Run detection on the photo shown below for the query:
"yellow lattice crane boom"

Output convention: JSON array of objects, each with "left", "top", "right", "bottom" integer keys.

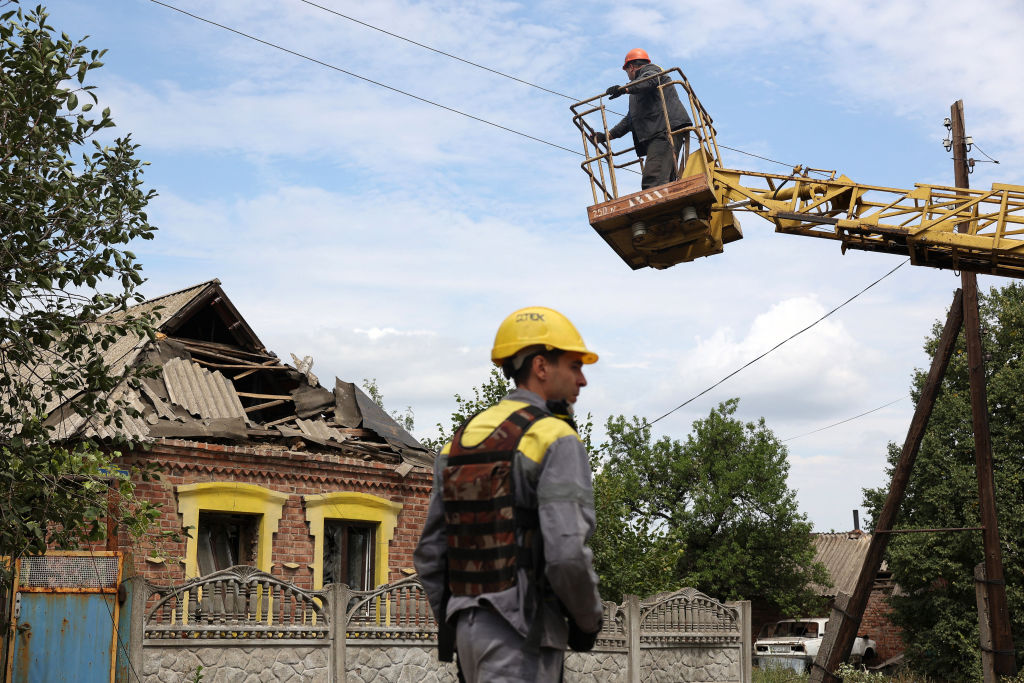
[{"left": 572, "top": 68, "right": 1024, "bottom": 278}]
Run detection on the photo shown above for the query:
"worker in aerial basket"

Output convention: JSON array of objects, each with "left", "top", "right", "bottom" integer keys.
[
  {"left": 414, "top": 306, "right": 604, "bottom": 683},
  {"left": 591, "top": 48, "right": 693, "bottom": 190}
]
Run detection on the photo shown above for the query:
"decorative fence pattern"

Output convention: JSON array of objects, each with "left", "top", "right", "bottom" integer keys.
[
  {"left": 144, "top": 565, "right": 330, "bottom": 640},
  {"left": 127, "top": 567, "right": 750, "bottom": 682}
]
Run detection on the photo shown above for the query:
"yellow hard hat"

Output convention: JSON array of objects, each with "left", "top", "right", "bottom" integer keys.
[{"left": 491, "top": 306, "right": 598, "bottom": 366}]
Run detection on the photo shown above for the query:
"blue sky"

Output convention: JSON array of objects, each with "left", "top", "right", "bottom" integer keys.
[{"left": 40, "top": 0, "right": 1024, "bottom": 532}]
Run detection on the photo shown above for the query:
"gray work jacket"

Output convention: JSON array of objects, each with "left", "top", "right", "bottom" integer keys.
[
  {"left": 609, "top": 63, "right": 692, "bottom": 156},
  {"left": 413, "top": 388, "right": 603, "bottom": 649}
]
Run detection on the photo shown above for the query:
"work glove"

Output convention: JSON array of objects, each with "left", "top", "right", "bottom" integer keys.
[
  {"left": 605, "top": 85, "right": 624, "bottom": 99},
  {"left": 568, "top": 617, "right": 602, "bottom": 652},
  {"left": 590, "top": 131, "right": 607, "bottom": 145}
]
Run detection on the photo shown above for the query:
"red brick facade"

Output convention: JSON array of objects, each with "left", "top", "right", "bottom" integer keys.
[
  {"left": 108, "top": 438, "right": 433, "bottom": 589},
  {"left": 862, "top": 584, "right": 904, "bottom": 662}
]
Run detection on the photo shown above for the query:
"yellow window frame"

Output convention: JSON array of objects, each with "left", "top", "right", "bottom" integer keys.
[
  {"left": 176, "top": 482, "right": 289, "bottom": 579},
  {"left": 304, "top": 492, "right": 403, "bottom": 590}
]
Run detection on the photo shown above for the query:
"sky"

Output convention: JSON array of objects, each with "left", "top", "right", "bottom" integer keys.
[{"left": 36, "top": 0, "right": 1024, "bottom": 532}]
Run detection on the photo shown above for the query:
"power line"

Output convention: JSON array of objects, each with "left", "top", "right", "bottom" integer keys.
[
  {"left": 297, "top": 0, "right": 581, "bottom": 102},
  {"left": 150, "top": 1, "right": 799, "bottom": 177},
  {"left": 782, "top": 395, "right": 908, "bottom": 442},
  {"left": 647, "top": 259, "right": 909, "bottom": 426},
  {"left": 147, "top": 0, "right": 582, "bottom": 156},
  {"left": 718, "top": 144, "right": 799, "bottom": 171},
  {"left": 150, "top": 0, "right": 913, "bottom": 436},
  {"left": 296, "top": 1, "right": 833, "bottom": 174}
]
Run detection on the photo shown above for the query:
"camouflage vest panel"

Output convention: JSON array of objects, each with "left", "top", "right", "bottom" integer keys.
[{"left": 442, "top": 404, "right": 546, "bottom": 597}]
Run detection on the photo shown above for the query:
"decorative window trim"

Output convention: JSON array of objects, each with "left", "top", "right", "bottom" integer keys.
[
  {"left": 176, "top": 482, "right": 289, "bottom": 579},
  {"left": 304, "top": 492, "right": 403, "bottom": 590}
]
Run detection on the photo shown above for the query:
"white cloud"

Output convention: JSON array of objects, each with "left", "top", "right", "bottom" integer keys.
[
  {"left": 50, "top": 0, "right": 1019, "bottom": 536},
  {"left": 354, "top": 327, "right": 436, "bottom": 341}
]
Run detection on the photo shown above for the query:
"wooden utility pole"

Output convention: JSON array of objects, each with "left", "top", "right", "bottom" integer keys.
[
  {"left": 810, "top": 289, "right": 965, "bottom": 682},
  {"left": 813, "top": 101, "right": 1019, "bottom": 681},
  {"left": 951, "top": 99, "right": 1017, "bottom": 677}
]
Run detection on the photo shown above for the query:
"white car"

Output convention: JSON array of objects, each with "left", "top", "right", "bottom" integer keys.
[{"left": 753, "top": 617, "right": 876, "bottom": 672}]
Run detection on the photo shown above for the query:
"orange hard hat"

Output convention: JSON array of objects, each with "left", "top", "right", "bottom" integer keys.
[{"left": 622, "top": 48, "right": 650, "bottom": 69}]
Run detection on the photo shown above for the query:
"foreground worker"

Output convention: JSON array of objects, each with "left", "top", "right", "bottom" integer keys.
[
  {"left": 414, "top": 307, "right": 604, "bottom": 682},
  {"left": 592, "top": 48, "right": 693, "bottom": 189}
]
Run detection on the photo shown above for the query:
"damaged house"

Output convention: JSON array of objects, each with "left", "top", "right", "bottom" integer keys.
[{"left": 45, "top": 279, "right": 434, "bottom": 590}]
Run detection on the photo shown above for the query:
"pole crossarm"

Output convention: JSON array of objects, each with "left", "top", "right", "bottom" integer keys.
[{"left": 714, "top": 169, "right": 1024, "bottom": 278}]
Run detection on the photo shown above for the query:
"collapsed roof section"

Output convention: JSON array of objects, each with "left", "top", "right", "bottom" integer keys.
[{"left": 44, "top": 280, "right": 432, "bottom": 469}]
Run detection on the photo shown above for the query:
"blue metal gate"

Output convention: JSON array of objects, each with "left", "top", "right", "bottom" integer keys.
[{"left": 6, "top": 552, "right": 123, "bottom": 683}]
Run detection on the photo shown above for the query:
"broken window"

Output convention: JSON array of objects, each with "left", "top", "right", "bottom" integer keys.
[
  {"left": 323, "top": 520, "right": 376, "bottom": 591},
  {"left": 197, "top": 511, "right": 260, "bottom": 576}
]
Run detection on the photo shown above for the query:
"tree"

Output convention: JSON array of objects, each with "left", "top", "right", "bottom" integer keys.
[
  {"left": 420, "top": 367, "right": 511, "bottom": 451},
  {"left": 0, "top": 2, "right": 161, "bottom": 586},
  {"left": 863, "top": 283, "right": 1024, "bottom": 679},
  {"left": 591, "top": 399, "right": 829, "bottom": 610},
  {"left": 421, "top": 367, "right": 595, "bottom": 453}
]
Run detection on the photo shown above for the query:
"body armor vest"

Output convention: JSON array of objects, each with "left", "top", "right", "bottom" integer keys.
[{"left": 442, "top": 404, "right": 547, "bottom": 597}]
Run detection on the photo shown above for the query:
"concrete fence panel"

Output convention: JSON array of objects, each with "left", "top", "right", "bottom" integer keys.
[{"left": 132, "top": 569, "right": 750, "bottom": 682}]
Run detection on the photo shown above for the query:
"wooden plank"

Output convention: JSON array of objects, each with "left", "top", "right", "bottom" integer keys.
[
  {"left": 265, "top": 414, "right": 298, "bottom": 428},
  {"left": 178, "top": 344, "right": 276, "bottom": 366},
  {"left": 333, "top": 428, "right": 376, "bottom": 437},
  {"left": 234, "top": 359, "right": 281, "bottom": 380},
  {"left": 244, "top": 399, "right": 286, "bottom": 414},
  {"left": 192, "top": 359, "right": 289, "bottom": 371},
  {"left": 236, "top": 391, "right": 293, "bottom": 401},
  {"left": 169, "top": 336, "right": 274, "bottom": 361}
]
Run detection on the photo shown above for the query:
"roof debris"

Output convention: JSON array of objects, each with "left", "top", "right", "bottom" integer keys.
[{"left": 42, "top": 280, "right": 433, "bottom": 469}]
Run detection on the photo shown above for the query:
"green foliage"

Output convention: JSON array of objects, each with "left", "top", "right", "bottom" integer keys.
[
  {"left": 753, "top": 667, "right": 808, "bottom": 683},
  {"left": 361, "top": 378, "right": 415, "bottom": 433},
  {"left": 420, "top": 367, "right": 511, "bottom": 451},
  {"left": 834, "top": 663, "right": 889, "bottom": 682},
  {"left": 0, "top": 2, "right": 161, "bottom": 588},
  {"left": 420, "top": 366, "right": 595, "bottom": 453},
  {"left": 863, "top": 282, "right": 1024, "bottom": 679},
  {"left": 591, "top": 399, "right": 829, "bottom": 612}
]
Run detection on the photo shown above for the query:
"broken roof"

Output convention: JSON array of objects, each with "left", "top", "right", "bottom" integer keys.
[{"left": 43, "top": 280, "right": 432, "bottom": 469}]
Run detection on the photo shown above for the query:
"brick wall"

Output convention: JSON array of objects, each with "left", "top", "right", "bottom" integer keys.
[
  {"left": 862, "top": 585, "right": 903, "bottom": 662},
  {"left": 105, "top": 439, "right": 432, "bottom": 588}
]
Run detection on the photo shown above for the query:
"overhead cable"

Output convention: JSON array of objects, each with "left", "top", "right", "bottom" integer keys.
[
  {"left": 298, "top": 2, "right": 811, "bottom": 168},
  {"left": 150, "top": 0, "right": 910, "bottom": 438},
  {"left": 148, "top": 0, "right": 582, "bottom": 156},
  {"left": 717, "top": 144, "right": 799, "bottom": 171},
  {"left": 647, "top": 259, "right": 909, "bottom": 426},
  {"left": 152, "top": 1, "right": 794, "bottom": 175},
  {"left": 297, "top": 0, "right": 580, "bottom": 102},
  {"left": 782, "top": 395, "right": 908, "bottom": 442}
]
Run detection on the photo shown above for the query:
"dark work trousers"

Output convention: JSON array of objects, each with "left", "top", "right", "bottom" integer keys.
[
  {"left": 455, "top": 607, "right": 565, "bottom": 682},
  {"left": 641, "top": 131, "right": 687, "bottom": 189}
]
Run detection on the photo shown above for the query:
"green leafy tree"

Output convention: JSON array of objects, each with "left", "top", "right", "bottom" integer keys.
[
  {"left": 0, "top": 2, "right": 161, "bottom": 588},
  {"left": 592, "top": 399, "right": 829, "bottom": 609},
  {"left": 863, "top": 283, "right": 1024, "bottom": 679},
  {"left": 420, "top": 367, "right": 511, "bottom": 451}
]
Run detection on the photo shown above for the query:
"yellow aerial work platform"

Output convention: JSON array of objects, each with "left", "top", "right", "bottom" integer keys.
[{"left": 572, "top": 67, "right": 1024, "bottom": 278}]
